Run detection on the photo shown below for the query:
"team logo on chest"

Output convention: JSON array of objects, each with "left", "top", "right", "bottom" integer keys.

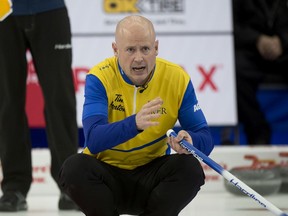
[{"left": 110, "top": 94, "right": 125, "bottom": 112}]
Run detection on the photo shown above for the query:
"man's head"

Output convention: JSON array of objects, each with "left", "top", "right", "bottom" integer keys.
[{"left": 112, "top": 15, "right": 159, "bottom": 86}]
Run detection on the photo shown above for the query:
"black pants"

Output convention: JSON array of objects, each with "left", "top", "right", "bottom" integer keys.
[
  {"left": 235, "top": 50, "right": 288, "bottom": 144},
  {"left": 59, "top": 153, "right": 205, "bottom": 216},
  {"left": 0, "top": 8, "right": 78, "bottom": 196}
]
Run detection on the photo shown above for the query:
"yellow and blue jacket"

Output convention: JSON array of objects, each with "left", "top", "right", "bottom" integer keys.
[{"left": 82, "top": 56, "right": 213, "bottom": 169}]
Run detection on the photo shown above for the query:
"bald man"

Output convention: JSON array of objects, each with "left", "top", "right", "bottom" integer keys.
[{"left": 59, "top": 15, "right": 214, "bottom": 216}]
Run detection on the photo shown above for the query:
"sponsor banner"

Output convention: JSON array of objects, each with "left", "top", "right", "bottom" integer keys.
[
  {"left": 1, "top": 147, "right": 287, "bottom": 195},
  {"left": 66, "top": 0, "right": 232, "bottom": 33},
  {"left": 203, "top": 147, "right": 288, "bottom": 192}
]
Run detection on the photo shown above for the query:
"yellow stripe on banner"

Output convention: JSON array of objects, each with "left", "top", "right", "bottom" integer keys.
[{"left": 0, "top": 0, "right": 12, "bottom": 21}]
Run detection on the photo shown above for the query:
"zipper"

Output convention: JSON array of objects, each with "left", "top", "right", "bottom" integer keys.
[{"left": 133, "top": 86, "right": 138, "bottom": 114}]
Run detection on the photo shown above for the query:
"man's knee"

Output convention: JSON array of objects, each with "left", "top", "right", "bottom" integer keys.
[
  {"left": 59, "top": 154, "right": 90, "bottom": 189},
  {"left": 173, "top": 154, "right": 205, "bottom": 188}
]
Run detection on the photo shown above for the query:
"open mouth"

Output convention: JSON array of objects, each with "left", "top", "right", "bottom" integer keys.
[{"left": 132, "top": 66, "right": 146, "bottom": 72}]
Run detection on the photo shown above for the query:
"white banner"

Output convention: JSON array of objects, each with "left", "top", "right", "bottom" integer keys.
[{"left": 66, "top": 0, "right": 232, "bottom": 33}]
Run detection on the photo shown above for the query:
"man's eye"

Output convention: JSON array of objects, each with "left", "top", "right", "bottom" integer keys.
[
  {"left": 127, "top": 48, "right": 134, "bottom": 53},
  {"left": 142, "top": 47, "right": 150, "bottom": 54}
]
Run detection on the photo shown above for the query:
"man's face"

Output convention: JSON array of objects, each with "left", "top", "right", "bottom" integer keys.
[{"left": 113, "top": 27, "right": 158, "bottom": 86}]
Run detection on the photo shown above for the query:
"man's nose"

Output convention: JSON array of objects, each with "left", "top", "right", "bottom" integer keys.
[{"left": 134, "top": 51, "right": 144, "bottom": 62}]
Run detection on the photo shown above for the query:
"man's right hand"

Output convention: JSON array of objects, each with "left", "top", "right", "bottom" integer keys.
[{"left": 136, "top": 97, "right": 163, "bottom": 130}]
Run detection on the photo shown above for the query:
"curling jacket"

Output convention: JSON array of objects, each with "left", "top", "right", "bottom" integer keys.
[{"left": 82, "top": 56, "right": 214, "bottom": 170}]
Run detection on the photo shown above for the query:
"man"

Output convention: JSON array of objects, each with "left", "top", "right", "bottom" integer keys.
[
  {"left": 0, "top": 0, "right": 78, "bottom": 211},
  {"left": 59, "top": 15, "right": 214, "bottom": 216},
  {"left": 233, "top": 0, "right": 288, "bottom": 144}
]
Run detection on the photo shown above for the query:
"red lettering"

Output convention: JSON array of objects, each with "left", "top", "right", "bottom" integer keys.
[
  {"left": 197, "top": 65, "right": 218, "bottom": 91},
  {"left": 205, "top": 175, "right": 220, "bottom": 181},
  {"left": 33, "top": 177, "right": 45, "bottom": 183},
  {"left": 73, "top": 67, "right": 89, "bottom": 92},
  {"left": 33, "top": 165, "right": 50, "bottom": 173}
]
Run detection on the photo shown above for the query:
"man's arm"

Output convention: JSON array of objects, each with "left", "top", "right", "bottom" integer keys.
[
  {"left": 178, "top": 81, "right": 214, "bottom": 155},
  {"left": 82, "top": 74, "right": 163, "bottom": 154},
  {"left": 82, "top": 74, "right": 140, "bottom": 154}
]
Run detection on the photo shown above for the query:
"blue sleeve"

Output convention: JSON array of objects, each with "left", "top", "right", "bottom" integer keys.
[
  {"left": 178, "top": 81, "right": 214, "bottom": 155},
  {"left": 83, "top": 115, "right": 139, "bottom": 154},
  {"left": 82, "top": 74, "right": 108, "bottom": 120},
  {"left": 82, "top": 74, "right": 140, "bottom": 154}
]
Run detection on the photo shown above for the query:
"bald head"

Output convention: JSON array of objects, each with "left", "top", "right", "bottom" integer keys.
[
  {"left": 112, "top": 15, "right": 158, "bottom": 86},
  {"left": 115, "top": 15, "right": 156, "bottom": 43}
]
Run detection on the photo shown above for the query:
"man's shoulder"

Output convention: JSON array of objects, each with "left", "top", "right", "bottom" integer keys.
[
  {"left": 88, "top": 57, "right": 117, "bottom": 76},
  {"left": 156, "top": 57, "right": 189, "bottom": 78},
  {"left": 156, "top": 57, "right": 184, "bottom": 71}
]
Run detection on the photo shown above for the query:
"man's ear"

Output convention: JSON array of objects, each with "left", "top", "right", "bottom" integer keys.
[
  {"left": 155, "top": 40, "right": 159, "bottom": 56},
  {"left": 112, "top": 42, "right": 118, "bottom": 57}
]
